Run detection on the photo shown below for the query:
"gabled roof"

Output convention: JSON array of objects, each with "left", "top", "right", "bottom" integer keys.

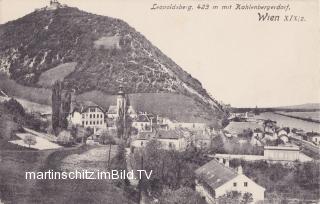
[
  {"left": 135, "top": 114, "right": 151, "bottom": 122},
  {"left": 157, "top": 129, "right": 182, "bottom": 139},
  {"left": 107, "top": 105, "right": 136, "bottom": 115},
  {"left": 78, "top": 101, "right": 104, "bottom": 113},
  {"left": 107, "top": 106, "right": 117, "bottom": 114},
  {"left": 195, "top": 159, "right": 237, "bottom": 190}
]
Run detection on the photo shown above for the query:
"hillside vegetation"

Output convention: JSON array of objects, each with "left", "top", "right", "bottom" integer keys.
[{"left": 0, "top": 5, "right": 225, "bottom": 123}]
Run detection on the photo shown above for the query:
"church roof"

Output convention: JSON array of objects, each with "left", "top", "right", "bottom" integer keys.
[
  {"left": 195, "top": 159, "right": 237, "bottom": 190},
  {"left": 107, "top": 106, "right": 118, "bottom": 114}
]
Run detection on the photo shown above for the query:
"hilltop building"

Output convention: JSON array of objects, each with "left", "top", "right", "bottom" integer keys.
[
  {"left": 47, "top": 0, "right": 62, "bottom": 10},
  {"left": 195, "top": 159, "right": 265, "bottom": 203}
]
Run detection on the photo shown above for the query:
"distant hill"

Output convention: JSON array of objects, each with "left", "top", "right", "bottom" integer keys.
[
  {"left": 274, "top": 103, "right": 320, "bottom": 110},
  {"left": 0, "top": 5, "right": 225, "bottom": 124}
]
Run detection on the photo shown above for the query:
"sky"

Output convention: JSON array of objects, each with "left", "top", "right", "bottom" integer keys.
[{"left": 0, "top": 0, "right": 319, "bottom": 107}]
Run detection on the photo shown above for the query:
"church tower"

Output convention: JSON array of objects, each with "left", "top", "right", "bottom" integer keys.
[{"left": 117, "top": 85, "right": 126, "bottom": 118}]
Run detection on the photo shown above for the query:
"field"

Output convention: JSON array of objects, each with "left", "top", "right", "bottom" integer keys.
[
  {"left": 37, "top": 62, "right": 77, "bottom": 88},
  {"left": 0, "top": 146, "right": 133, "bottom": 204},
  {"left": 78, "top": 91, "right": 219, "bottom": 124},
  {"left": 0, "top": 74, "right": 51, "bottom": 105}
]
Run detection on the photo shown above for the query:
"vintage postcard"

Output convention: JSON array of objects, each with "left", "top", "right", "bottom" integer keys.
[{"left": 0, "top": 0, "right": 319, "bottom": 203}]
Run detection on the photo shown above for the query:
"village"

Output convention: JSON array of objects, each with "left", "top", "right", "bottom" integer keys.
[{"left": 1, "top": 83, "right": 319, "bottom": 203}]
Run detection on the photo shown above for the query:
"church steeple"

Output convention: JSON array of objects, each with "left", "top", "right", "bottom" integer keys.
[{"left": 117, "top": 85, "right": 126, "bottom": 117}]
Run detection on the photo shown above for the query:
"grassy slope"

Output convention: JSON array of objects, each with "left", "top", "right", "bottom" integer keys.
[
  {"left": 37, "top": 62, "right": 77, "bottom": 88},
  {"left": 78, "top": 90, "right": 220, "bottom": 124},
  {"left": 0, "top": 76, "right": 221, "bottom": 124},
  {"left": 0, "top": 146, "right": 133, "bottom": 204},
  {"left": 0, "top": 74, "right": 51, "bottom": 105}
]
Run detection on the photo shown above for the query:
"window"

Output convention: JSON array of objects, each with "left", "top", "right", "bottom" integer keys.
[
  {"left": 90, "top": 108, "right": 95, "bottom": 112},
  {"left": 97, "top": 114, "right": 99, "bottom": 118},
  {"left": 141, "top": 141, "right": 144, "bottom": 146},
  {"left": 93, "top": 121, "right": 95, "bottom": 125},
  {"left": 90, "top": 114, "right": 92, "bottom": 119},
  {"left": 93, "top": 114, "right": 95, "bottom": 118},
  {"left": 233, "top": 182, "right": 237, "bottom": 187},
  {"left": 86, "top": 121, "right": 88, "bottom": 125},
  {"left": 244, "top": 182, "right": 248, "bottom": 187},
  {"left": 82, "top": 115, "right": 85, "bottom": 119},
  {"left": 82, "top": 121, "right": 84, "bottom": 125},
  {"left": 90, "top": 121, "right": 92, "bottom": 125}
]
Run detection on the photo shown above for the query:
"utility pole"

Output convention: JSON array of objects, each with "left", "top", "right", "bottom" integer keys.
[{"left": 138, "top": 154, "right": 144, "bottom": 204}]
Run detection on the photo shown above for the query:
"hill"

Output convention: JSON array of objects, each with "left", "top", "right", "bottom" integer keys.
[
  {"left": 273, "top": 103, "right": 320, "bottom": 110},
  {"left": 0, "top": 4, "right": 225, "bottom": 124}
]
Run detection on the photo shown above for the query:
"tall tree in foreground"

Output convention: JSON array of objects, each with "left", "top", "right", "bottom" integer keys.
[
  {"left": 52, "top": 81, "right": 62, "bottom": 135},
  {"left": 51, "top": 81, "right": 72, "bottom": 135},
  {"left": 116, "top": 86, "right": 132, "bottom": 142}
]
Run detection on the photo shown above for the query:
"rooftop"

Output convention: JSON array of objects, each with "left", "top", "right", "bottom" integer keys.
[
  {"left": 264, "top": 145, "right": 300, "bottom": 151},
  {"left": 195, "top": 159, "right": 237, "bottom": 190}
]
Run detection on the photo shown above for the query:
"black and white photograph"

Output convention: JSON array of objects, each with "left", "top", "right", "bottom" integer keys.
[{"left": 0, "top": 0, "right": 319, "bottom": 203}]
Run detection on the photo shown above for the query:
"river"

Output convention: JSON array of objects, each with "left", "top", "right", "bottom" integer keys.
[{"left": 254, "top": 112, "right": 320, "bottom": 132}]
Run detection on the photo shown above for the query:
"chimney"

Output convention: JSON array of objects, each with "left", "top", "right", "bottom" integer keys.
[
  {"left": 225, "top": 159, "right": 230, "bottom": 168},
  {"left": 237, "top": 166, "right": 243, "bottom": 175}
]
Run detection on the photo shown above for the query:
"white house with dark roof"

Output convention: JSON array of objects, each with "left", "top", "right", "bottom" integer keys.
[
  {"left": 68, "top": 101, "right": 106, "bottom": 133},
  {"left": 132, "top": 114, "right": 156, "bottom": 132},
  {"left": 130, "top": 129, "right": 187, "bottom": 153},
  {"left": 195, "top": 159, "right": 265, "bottom": 203}
]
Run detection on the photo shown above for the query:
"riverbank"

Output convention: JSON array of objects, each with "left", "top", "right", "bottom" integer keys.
[{"left": 273, "top": 112, "right": 320, "bottom": 124}]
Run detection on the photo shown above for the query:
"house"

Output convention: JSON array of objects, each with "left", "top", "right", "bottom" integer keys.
[
  {"left": 263, "top": 120, "right": 277, "bottom": 134},
  {"left": 310, "top": 133, "right": 320, "bottom": 146},
  {"left": 278, "top": 134, "right": 289, "bottom": 144},
  {"left": 68, "top": 101, "right": 106, "bottom": 133},
  {"left": 107, "top": 105, "right": 137, "bottom": 119},
  {"left": 170, "top": 122, "right": 207, "bottom": 131},
  {"left": 303, "top": 132, "right": 320, "bottom": 146},
  {"left": 195, "top": 159, "right": 265, "bottom": 203},
  {"left": 253, "top": 128, "right": 263, "bottom": 139},
  {"left": 132, "top": 114, "right": 155, "bottom": 132},
  {"left": 130, "top": 129, "right": 187, "bottom": 153},
  {"left": 264, "top": 145, "right": 300, "bottom": 161},
  {"left": 276, "top": 128, "right": 289, "bottom": 137},
  {"left": 47, "top": 0, "right": 62, "bottom": 10}
]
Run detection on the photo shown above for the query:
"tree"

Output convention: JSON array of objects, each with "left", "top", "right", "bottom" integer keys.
[
  {"left": 100, "top": 131, "right": 116, "bottom": 168},
  {"left": 57, "top": 130, "right": 73, "bottom": 146},
  {"left": 210, "top": 135, "right": 225, "bottom": 154},
  {"left": 51, "top": 81, "right": 71, "bottom": 134},
  {"left": 116, "top": 91, "right": 132, "bottom": 142},
  {"left": 241, "top": 192, "right": 253, "bottom": 204},
  {"left": 23, "top": 134, "right": 37, "bottom": 148},
  {"left": 52, "top": 81, "right": 62, "bottom": 134},
  {"left": 159, "top": 187, "right": 206, "bottom": 204},
  {"left": 217, "top": 191, "right": 242, "bottom": 204},
  {"left": 4, "top": 98, "right": 25, "bottom": 116}
]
